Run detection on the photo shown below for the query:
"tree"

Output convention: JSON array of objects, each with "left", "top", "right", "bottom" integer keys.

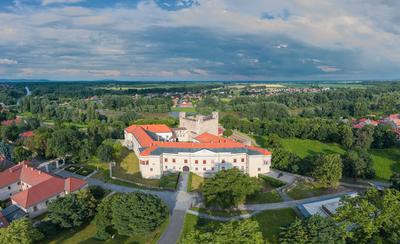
[
  {"left": 372, "top": 124, "right": 397, "bottom": 149},
  {"left": 0, "top": 218, "right": 43, "bottom": 244},
  {"left": 46, "top": 128, "right": 82, "bottom": 158},
  {"left": 354, "top": 125, "right": 374, "bottom": 150},
  {"left": 1, "top": 124, "right": 19, "bottom": 141},
  {"left": 202, "top": 168, "right": 261, "bottom": 208},
  {"left": 339, "top": 123, "right": 353, "bottom": 149},
  {"left": 48, "top": 189, "right": 97, "bottom": 228},
  {"left": 334, "top": 188, "right": 400, "bottom": 243},
  {"left": 311, "top": 154, "right": 342, "bottom": 187},
  {"left": 280, "top": 215, "right": 345, "bottom": 244},
  {"left": 12, "top": 146, "right": 32, "bottom": 163},
  {"left": 342, "top": 150, "right": 375, "bottom": 179},
  {"left": 271, "top": 148, "right": 301, "bottom": 173},
  {"left": 223, "top": 129, "right": 233, "bottom": 137},
  {"left": 182, "top": 219, "right": 264, "bottom": 244},
  {"left": 94, "top": 192, "right": 169, "bottom": 239},
  {"left": 96, "top": 143, "right": 114, "bottom": 162},
  {"left": 0, "top": 140, "right": 11, "bottom": 160},
  {"left": 390, "top": 173, "right": 400, "bottom": 191}
]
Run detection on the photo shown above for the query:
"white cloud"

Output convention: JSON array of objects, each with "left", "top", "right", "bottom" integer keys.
[
  {"left": 0, "top": 58, "right": 18, "bottom": 65},
  {"left": 317, "top": 65, "right": 340, "bottom": 72},
  {"left": 41, "top": 0, "right": 85, "bottom": 6}
]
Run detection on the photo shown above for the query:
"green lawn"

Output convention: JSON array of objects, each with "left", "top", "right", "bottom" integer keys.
[
  {"left": 252, "top": 208, "right": 298, "bottom": 244},
  {"left": 180, "top": 209, "right": 298, "bottom": 244},
  {"left": 286, "top": 181, "right": 330, "bottom": 200},
  {"left": 45, "top": 218, "right": 169, "bottom": 244},
  {"left": 190, "top": 207, "right": 252, "bottom": 217},
  {"left": 246, "top": 190, "right": 283, "bottom": 204},
  {"left": 370, "top": 148, "right": 400, "bottom": 181},
  {"left": 188, "top": 172, "right": 204, "bottom": 192},
  {"left": 179, "top": 214, "right": 222, "bottom": 242},
  {"left": 280, "top": 138, "right": 345, "bottom": 158},
  {"left": 171, "top": 107, "right": 196, "bottom": 113},
  {"left": 279, "top": 138, "right": 399, "bottom": 181}
]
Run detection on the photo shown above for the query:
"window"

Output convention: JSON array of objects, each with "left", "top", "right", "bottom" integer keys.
[
  {"left": 203, "top": 167, "right": 206, "bottom": 171},
  {"left": 33, "top": 206, "right": 38, "bottom": 212},
  {"left": 172, "top": 159, "right": 176, "bottom": 163},
  {"left": 17, "top": 182, "right": 21, "bottom": 185},
  {"left": 258, "top": 168, "right": 261, "bottom": 172},
  {"left": 211, "top": 167, "right": 215, "bottom": 171},
  {"left": 203, "top": 160, "right": 206, "bottom": 164},
  {"left": 165, "top": 166, "right": 168, "bottom": 169},
  {"left": 164, "top": 158, "right": 168, "bottom": 162},
  {"left": 264, "top": 160, "right": 269, "bottom": 165},
  {"left": 184, "top": 159, "right": 188, "bottom": 164},
  {"left": 233, "top": 159, "right": 237, "bottom": 163},
  {"left": 150, "top": 168, "right": 153, "bottom": 172},
  {"left": 195, "top": 160, "right": 198, "bottom": 164},
  {"left": 222, "top": 160, "right": 225, "bottom": 164},
  {"left": 8, "top": 186, "right": 11, "bottom": 190},
  {"left": 241, "top": 158, "right": 245, "bottom": 162},
  {"left": 195, "top": 167, "right": 198, "bottom": 171}
]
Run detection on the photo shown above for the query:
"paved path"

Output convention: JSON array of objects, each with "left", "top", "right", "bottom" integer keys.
[
  {"left": 158, "top": 172, "right": 193, "bottom": 244},
  {"left": 187, "top": 190, "right": 354, "bottom": 222}
]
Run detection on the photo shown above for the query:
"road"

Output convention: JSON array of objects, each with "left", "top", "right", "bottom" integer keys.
[{"left": 158, "top": 171, "right": 193, "bottom": 244}]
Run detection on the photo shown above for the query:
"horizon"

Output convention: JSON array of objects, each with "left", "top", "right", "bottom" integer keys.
[{"left": 1, "top": 1, "right": 400, "bottom": 80}]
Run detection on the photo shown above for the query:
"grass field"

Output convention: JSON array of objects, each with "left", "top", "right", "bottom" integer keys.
[
  {"left": 279, "top": 138, "right": 399, "bottom": 181},
  {"left": 190, "top": 207, "right": 252, "bottom": 217},
  {"left": 370, "top": 148, "right": 400, "bottom": 181},
  {"left": 246, "top": 190, "right": 282, "bottom": 204},
  {"left": 280, "top": 138, "right": 345, "bottom": 158},
  {"left": 45, "top": 218, "right": 169, "bottom": 244},
  {"left": 252, "top": 208, "right": 298, "bottom": 243},
  {"left": 171, "top": 107, "right": 196, "bottom": 113},
  {"left": 188, "top": 172, "right": 204, "bottom": 192},
  {"left": 180, "top": 208, "right": 298, "bottom": 243},
  {"left": 286, "top": 181, "right": 330, "bottom": 200}
]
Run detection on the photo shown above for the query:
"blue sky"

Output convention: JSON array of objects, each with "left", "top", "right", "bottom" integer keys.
[{"left": 0, "top": 0, "right": 399, "bottom": 81}]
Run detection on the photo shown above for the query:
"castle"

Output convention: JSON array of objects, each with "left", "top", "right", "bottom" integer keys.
[{"left": 124, "top": 112, "right": 271, "bottom": 179}]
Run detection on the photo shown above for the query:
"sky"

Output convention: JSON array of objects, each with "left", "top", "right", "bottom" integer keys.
[{"left": 0, "top": 0, "right": 399, "bottom": 81}]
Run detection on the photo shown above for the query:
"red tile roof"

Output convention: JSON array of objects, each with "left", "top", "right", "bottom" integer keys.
[
  {"left": 139, "top": 124, "right": 172, "bottom": 133},
  {"left": 1, "top": 118, "right": 21, "bottom": 126},
  {"left": 0, "top": 164, "right": 87, "bottom": 209},
  {"left": 19, "top": 131, "right": 34, "bottom": 138},
  {"left": 194, "top": 132, "right": 236, "bottom": 143},
  {"left": 126, "top": 124, "right": 272, "bottom": 157},
  {"left": 125, "top": 125, "right": 154, "bottom": 147}
]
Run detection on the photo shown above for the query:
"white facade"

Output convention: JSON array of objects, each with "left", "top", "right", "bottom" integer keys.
[{"left": 139, "top": 150, "right": 271, "bottom": 178}]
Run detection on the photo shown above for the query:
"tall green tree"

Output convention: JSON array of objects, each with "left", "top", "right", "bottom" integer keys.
[
  {"left": 280, "top": 215, "right": 345, "bottom": 244},
  {"left": 48, "top": 189, "right": 97, "bottom": 228},
  {"left": 339, "top": 123, "right": 353, "bottom": 149},
  {"left": 12, "top": 146, "right": 32, "bottom": 163},
  {"left": 334, "top": 188, "right": 400, "bottom": 243},
  {"left": 182, "top": 219, "right": 264, "bottom": 244},
  {"left": 95, "top": 192, "right": 168, "bottom": 239},
  {"left": 202, "top": 168, "right": 261, "bottom": 208},
  {"left": 342, "top": 150, "right": 375, "bottom": 179},
  {"left": 372, "top": 124, "right": 397, "bottom": 149},
  {"left": 354, "top": 125, "right": 374, "bottom": 150},
  {"left": 0, "top": 218, "right": 43, "bottom": 244},
  {"left": 311, "top": 154, "right": 342, "bottom": 187},
  {"left": 390, "top": 173, "right": 400, "bottom": 191}
]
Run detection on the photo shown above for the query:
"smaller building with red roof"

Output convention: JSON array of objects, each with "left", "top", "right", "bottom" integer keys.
[{"left": 0, "top": 163, "right": 87, "bottom": 219}]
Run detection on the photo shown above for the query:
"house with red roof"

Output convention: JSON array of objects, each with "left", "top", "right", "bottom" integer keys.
[
  {"left": 0, "top": 163, "right": 87, "bottom": 218},
  {"left": 19, "top": 131, "right": 34, "bottom": 138},
  {"left": 124, "top": 114, "right": 272, "bottom": 179}
]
